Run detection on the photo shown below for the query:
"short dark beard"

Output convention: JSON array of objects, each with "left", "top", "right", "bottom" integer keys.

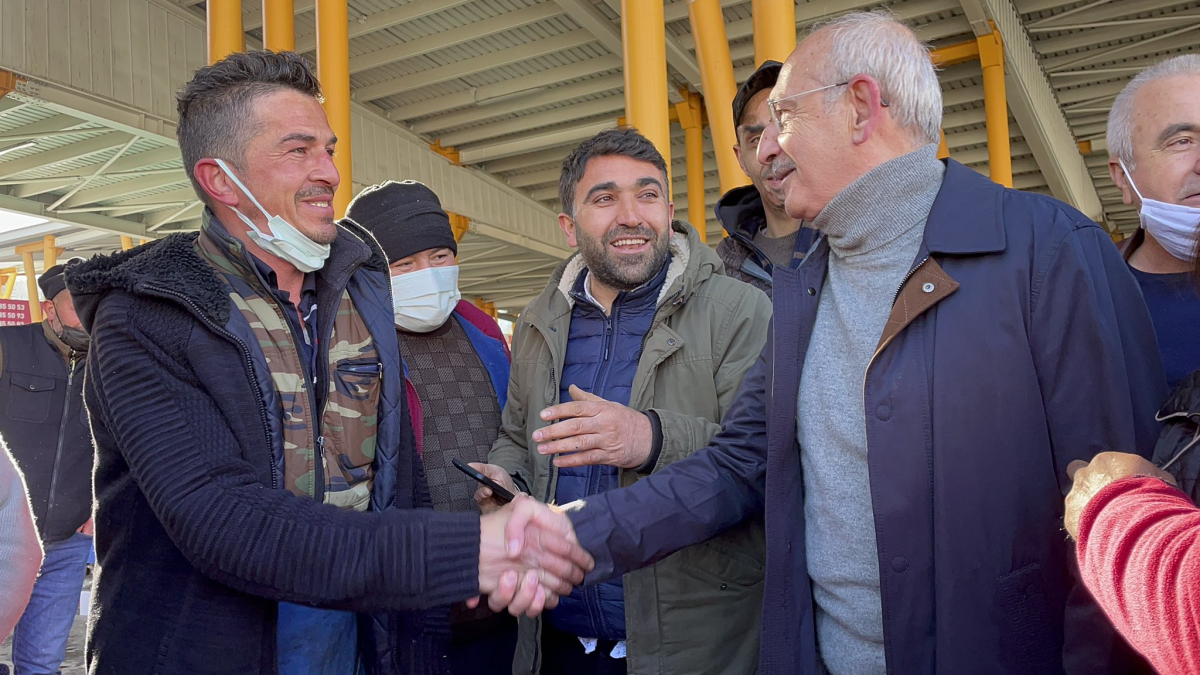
[{"left": 576, "top": 225, "right": 670, "bottom": 291}]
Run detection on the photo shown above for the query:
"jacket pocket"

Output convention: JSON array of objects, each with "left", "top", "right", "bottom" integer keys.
[
  {"left": 7, "top": 372, "right": 56, "bottom": 423},
  {"left": 328, "top": 358, "right": 382, "bottom": 477},
  {"left": 994, "top": 562, "right": 1059, "bottom": 673}
]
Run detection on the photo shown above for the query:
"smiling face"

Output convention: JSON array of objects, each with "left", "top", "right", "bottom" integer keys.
[
  {"left": 558, "top": 154, "right": 674, "bottom": 292},
  {"left": 734, "top": 89, "right": 795, "bottom": 211},
  {"left": 1114, "top": 74, "right": 1200, "bottom": 208},
  {"left": 222, "top": 89, "right": 340, "bottom": 245}
]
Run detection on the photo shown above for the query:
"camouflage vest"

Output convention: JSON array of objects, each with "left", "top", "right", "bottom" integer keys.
[{"left": 195, "top": 223, "right": 380, "bottom": 511}]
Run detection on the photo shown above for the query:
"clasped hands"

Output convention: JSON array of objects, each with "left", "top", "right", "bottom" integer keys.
[{"left": 471, "top": 385, "right": 652, "bottom": 617}]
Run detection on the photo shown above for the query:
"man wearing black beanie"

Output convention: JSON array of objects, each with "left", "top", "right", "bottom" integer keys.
[
  {"left": 347, "top": 180, "right": 517, "bottom": 674},
  {"left": 1, "top": 260, "right": 96, "bottom": 675}
]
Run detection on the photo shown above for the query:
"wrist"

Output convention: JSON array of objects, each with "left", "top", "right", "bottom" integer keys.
[{"left": 633, "top": 410, "right": 663, "bottom": 473}]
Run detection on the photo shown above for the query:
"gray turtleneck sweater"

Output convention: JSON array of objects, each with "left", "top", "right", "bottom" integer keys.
[{"left": 797, "top": 144, "right": 945, "bottom": 674}]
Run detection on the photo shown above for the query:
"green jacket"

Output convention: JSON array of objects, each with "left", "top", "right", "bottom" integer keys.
[{"left": 490, "top": 221, "right": 772, "bottom": 675}]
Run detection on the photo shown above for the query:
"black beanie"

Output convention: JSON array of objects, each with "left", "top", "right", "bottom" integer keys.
[
  {"left": 37, "top": 262, "right": 74, "bottom": 301},
  {"left": 346, "top": 180, "right": 458, "bottom": 263}
]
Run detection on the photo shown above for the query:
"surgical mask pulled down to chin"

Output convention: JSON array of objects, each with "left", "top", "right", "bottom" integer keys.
[
  {"left": 1120, "top": 160, "right": 1200, "bottom": 262},
  {"left": 391, "top": 266, "right": 461, "bottom": 332},
  {"left": 214, "top": 158, "right": 331, "bottom": 273}
]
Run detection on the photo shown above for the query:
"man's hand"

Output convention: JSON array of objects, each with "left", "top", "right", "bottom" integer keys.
[
  {"left": 1064, "top": 451, "right": 1178, "bottom": 539},
  {"left": 470, "top": 463, "right": 519, "bottom": 514},
  {"left": 533, "top": 385, "right": 653, "bottom": 469},
  {"left": 476, "top": 495, "right": 594, "bottom": 617}
]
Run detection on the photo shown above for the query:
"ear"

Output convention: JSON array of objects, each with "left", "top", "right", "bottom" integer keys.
[
  {"left": 733, "top": 142, "right": 749, "bottom": 175},
  {"left": 846, "top": 75, "right": 886, "bottom": 145},
  {"left": 193, "top": 158, "right": 241, "bottom": 209},
  {"left": 557, "top": 212, "right": 579, "bottom": 248},
  {"left": 667, "top": 200, "right": 675, "bottom": 225},
  {"left": 1108, "top": 159, "right": 1135, "bottom": 206}
]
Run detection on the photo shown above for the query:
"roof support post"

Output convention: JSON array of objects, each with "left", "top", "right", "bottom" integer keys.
[
  {"left": 622, "top": 0, "right": 672, "bottom": 195},
  {"left": 317, "top": 0, "right": 352, "bottom": 218},
  {"left": 264, "top": 0, "right": 296, "bottom": 52},
  {"left": 675, "top": 90, "right": 708, "bottom": 241},
  {"left": 688, "top": 0, "right": 750, "bottom": 196},
  {"left": 207, "top": 0, "right": 245, "bottom": 64},
  {"left": 978, "top": 26, "right": 1013, "bottom": 187},
  {"left": 752, "top": 0, "right": 796, "bottom": 66}
]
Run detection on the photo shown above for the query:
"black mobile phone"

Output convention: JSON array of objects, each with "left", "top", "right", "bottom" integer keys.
[{"left": 452, "top": 458, "right": 516, "bottom": 504}]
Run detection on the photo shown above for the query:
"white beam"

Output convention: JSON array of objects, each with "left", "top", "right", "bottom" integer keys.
[
  {"left": 59, "top": 173, "right": 190, "bottom": 209},
  {"left": 103, "top": 187, "right": 198, "bottom": 208},
  {"left": 350, "top": 4, "right": 563, "bottom": 75},
  {"left": 507, "top": 168, "right": 565, "bottom": 188},
  {"left": 440, "top": 96, "right": 624, "bottom": 147},
  {"left": 0, "top": 132, "right": 135, "bottom": 179},
  {"left": 486, "top": 148, "right": 574, "bottom": 174},
  {"left": 0, "top": 193, "right": 151, "bottom": 239},
  {"left": 959, "top": 0, "right": 1102, "bottom": 218},
  {"left": 461, "top": 118, "right": 618, "bottom": 164},
  {"left": 1042, "top": 26, "right": 1200, "bottom": 73},
  {"left": 387, "top": 56, "right": 622, "bottom": 121},
  {"left": 292, "top": 0, "right": 473, "bottom": 53},
  {"left": 470, "top": 221, "right": 570, "bottom": 260},
  {"left": 355, "top": 30, "right": 594, "bottom": 102}
]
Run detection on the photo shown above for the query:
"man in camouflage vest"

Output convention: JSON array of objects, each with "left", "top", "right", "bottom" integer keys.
[{"left": 66, "top": 51, "right": 591, "bottom": 675}]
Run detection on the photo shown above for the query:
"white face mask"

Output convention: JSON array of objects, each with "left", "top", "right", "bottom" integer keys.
[
  {"left": 390, "top": 265, "right": 461, "bottom": 332},
  {"left": 1120, "top": 160, "right": 1200, "bottom": 262},
  {"left": 214, "top": 158, "right": 332, "bottom": 273}
]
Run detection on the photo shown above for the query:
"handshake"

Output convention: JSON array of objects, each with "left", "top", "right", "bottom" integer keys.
[{"left": 472, "top": 463, "right": 594, "bottom": 618}]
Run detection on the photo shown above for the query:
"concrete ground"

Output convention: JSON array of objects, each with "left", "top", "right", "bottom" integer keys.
[{"left": 0, "top": 574, "right": 90, "bottom": 675}]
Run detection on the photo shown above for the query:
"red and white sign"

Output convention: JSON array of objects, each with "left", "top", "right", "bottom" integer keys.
[{"left": 0, "top": 299, "right": 31, "bottom": 326}]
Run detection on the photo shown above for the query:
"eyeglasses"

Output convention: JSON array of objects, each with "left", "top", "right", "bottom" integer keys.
[{"left": 767, "top": 81, "right": 890, "bottom": 130}]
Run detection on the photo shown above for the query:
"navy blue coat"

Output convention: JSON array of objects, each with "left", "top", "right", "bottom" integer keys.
[{"left": 568, "top": 160, "right": 1166, "bottom": 674}]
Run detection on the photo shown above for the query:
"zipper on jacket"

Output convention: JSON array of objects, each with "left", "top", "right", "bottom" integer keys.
[
  {"left": 146, "top": 285, "right": 279, "bottom": 490},
  {"left": 44, "top": 350, "right": 78, "bottom": 531}
]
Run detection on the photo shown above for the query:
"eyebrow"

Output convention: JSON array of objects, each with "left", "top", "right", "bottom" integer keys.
[
  {"left": 739, "top": 124, "right": 766, "bottom": 136},
  {"left": 280, "top": 133, "right": 337, "bottom": 145},
  {"left": 635, "top": 177, "right": 664, "bottom": 190},
  {"left": 583, "top": 181, "right": 619, "bottom": 202},
  {"left": 1157, "top": 123, "right": 1197, "bottom": 145}
]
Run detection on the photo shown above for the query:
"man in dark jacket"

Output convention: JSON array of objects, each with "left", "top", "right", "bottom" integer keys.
[
  {"left": 64, "top": 51, "right": 589, "bottom": 675},
  {"left": 715, "top": 60, "right": 815, "bottom": 298},
  {"left": 474, "top": 128, "right": 772, "bottom": 675},
  {"left": 562, "top": 14, "right": 1166, "bottom": 675},
  {"left": 0, "top": 263, "right": 94, "bottom": 675},
  {"left": 348, "top": 180, "right": 517, "bottom": 674}
]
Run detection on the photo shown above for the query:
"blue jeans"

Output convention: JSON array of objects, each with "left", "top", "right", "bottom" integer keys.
[{"left": 11, "top": 533, "right": 92, "bottom": 675}]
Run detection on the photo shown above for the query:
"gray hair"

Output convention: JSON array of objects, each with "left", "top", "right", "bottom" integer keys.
[
  {"left": 808, "top": 11, "right": 943, "bottom": 145},
  {"left": 1107, "top": 54, "right": 1200, "bottom": 168}
]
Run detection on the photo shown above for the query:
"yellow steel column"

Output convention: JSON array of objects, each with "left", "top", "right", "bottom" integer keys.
[
  {"left": 42, "top": 235, "right": 58, "bottom": 268},
  {"left": 0, "top": 270, "right": 14, "bottom": 300},
  {"left": 264, "top": 0, "right": 296, "bottom": 52},
  {"left": 120, "top": 236, "right": 135, "bottom": 251},
  {"left": 675, "top": 91, "right": 708, "bottom": 242},
  {"left": 207, "top": 0, "right": 245, "bottom": 64},
  {"left": 937, "top": 129, "right": 950, "bottom": 159},
  {"left": 448, "top": 212, "right": 470, "bottom": 243},
  {"left": 977, "top": 27, "right": 1012, "bottom": 188},
  {"left": 751, "top": 0, "right": 795, "bottom": 66},
  {"left": 317, "top": 0, "right": 353, "bottom": 219},
  {"left": 689, "top": 0, "right": 750, "bottom": 196},
  {"left": 621, "top": 0, "right": 671, "bottom": 187},
  {"left": 20, "top": 250, "right": 40, "bottom": 323}
]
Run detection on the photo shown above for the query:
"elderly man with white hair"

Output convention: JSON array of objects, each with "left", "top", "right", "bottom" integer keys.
[
  {"left": 555, "top": 11, "right": 1167, "bottom": 675},
  {"left": 1109, "top": 55, "right": 1200, "bottom": 394}
]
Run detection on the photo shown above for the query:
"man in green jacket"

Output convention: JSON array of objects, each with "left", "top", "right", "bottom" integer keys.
[{"left": 473, "top": 128, "right": 772, "bottom": 675}]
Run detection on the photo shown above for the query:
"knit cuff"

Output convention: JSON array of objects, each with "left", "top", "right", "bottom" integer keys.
[
  {"left": 634, "top": 410, "right": 664, "bottom": 474},
  {"left": 421, "top": 511, "right": 483, "bottom": 607}
]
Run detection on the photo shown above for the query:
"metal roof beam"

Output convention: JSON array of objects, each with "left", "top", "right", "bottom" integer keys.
[
  {"left": 0, "top": 193, "right": 151, "bottom": 239},
  {"left": 386, "top": 56, "right": 622, "bottom": 121},
  {"left": 0, "top": 132, "right": 134, "bottom": 180},
  {"left": 413, "top": 75, "right": 624, "bottom": 135},
  {"left": 59, "top": 173, "right": 189, "bottom": 209},
  {"left": 441, "top": 96, "right": 625, "bottom": 147},
  {"left": 507, "top": 167, "right": 568, "bottom": 189},
  {"left": 103, "top": 187, "right": 198, "bottom": 208},
  {"left": 591, "top": 0, "right": 700, "bottom": 91},
  {"left": 486, "top": 148, "right": 574, "bottom": 174},
  {"left": 1043, "top": 24, "right": 1200, "bottom": 73},
  {"left": 354, "top": 30, "right": 594, "bottom": 102},
  {"left": 350, "top": 4, "right": 563, "bottom": 75},
  {"left": 291, "top": 0, "right": 474, "bottom": 53},
  {"left": 959, "top": 0, "right": 1102, "bottom": 219},
  {"left": 461, "top": 120, "right": 617, "bottom": 164}
]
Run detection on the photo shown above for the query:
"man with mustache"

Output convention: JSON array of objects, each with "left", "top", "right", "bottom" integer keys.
[
  {"left": 472, "top": 127, "right": 772, "bottom": 674},
  {"left": 717, "top": 60, "right": 816, "bottom": 298},
  {"left": 556, "top": 12, "right": 1165, "bottom": 674},
  {"left": 63, "top": 51, "right": 592, "bottom": 675}
]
